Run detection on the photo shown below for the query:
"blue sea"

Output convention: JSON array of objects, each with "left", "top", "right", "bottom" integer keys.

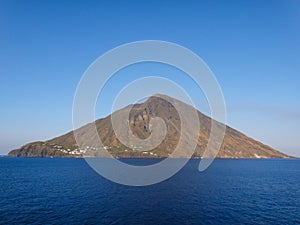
[{"left": 0, "top": 158, "right": 299, "bottom": 224}]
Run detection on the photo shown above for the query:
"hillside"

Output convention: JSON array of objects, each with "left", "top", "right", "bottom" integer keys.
[{"left": 8, "top": 95, "right": 290, "bottom": 158}]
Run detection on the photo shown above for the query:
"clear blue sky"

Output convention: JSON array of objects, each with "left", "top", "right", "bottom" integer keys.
[{"left": 0, "top": 0, "right": 299, "bottom": 156}]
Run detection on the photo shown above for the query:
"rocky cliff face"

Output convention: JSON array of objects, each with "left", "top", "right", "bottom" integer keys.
[{"left": 8, "top": 95, "right": 290, "bottom": 158}]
